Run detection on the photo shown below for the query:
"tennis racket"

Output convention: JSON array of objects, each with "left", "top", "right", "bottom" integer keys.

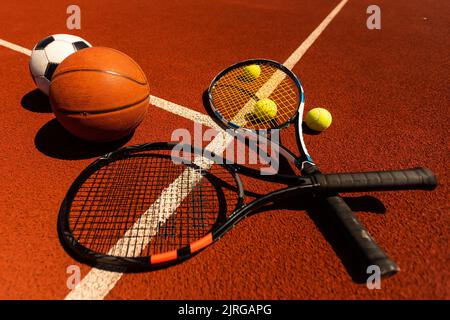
[
  {"left": 57, "top": 142, "right": 435, "bottom": 271},
  {"left": 58, "top": 81, "right": 437, "bottom": 274},
  {"left": 206, "top": 59, "right": 437, "bottom": 278}
]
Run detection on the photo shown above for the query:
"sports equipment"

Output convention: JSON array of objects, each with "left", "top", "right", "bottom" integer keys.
[
  {"left": 305, "top": 107, "right": 332, "bottom": 131},
  {"left": 208, "top": 59, "right": 407, "bottom": 277},
  {"left": 49, "top": 47, "right": 149, "bottom": 142},
  {"left": 57, "top": 59, "right": 437, "bottom": 274},
  {"left": 29, "top": 34, "right": 91, "bottom": 95}
]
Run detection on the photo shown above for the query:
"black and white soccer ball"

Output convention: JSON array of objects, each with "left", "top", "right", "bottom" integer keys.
[{"left": 29, "top": 34, "right": 92, "bottom": 95}]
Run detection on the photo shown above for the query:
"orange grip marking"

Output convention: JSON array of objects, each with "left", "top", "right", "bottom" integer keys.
[
  {"left": 150, "top": 250, "right": 178, "bottom": 264},
  {"left": 190, "top": 234, "right": 213, "bottom": 253}
]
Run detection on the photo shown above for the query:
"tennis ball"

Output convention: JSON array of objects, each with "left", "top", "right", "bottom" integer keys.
[
  {"left": 305, "top": 108, "right": 332, "bottom": 132},
  {"left": 242, "top": 64, "right": 261, "bottom": 80},
  {"left": 253, "top": 98, "right": 277, "bottom": 121}
]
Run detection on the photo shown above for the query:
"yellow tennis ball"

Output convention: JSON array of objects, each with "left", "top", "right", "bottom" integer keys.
[
  {"left": 305, "top": 108, "right": 332, "bottom": 132},
  {"left": 242, "top": 64, "right": 261, "bottom": 80},
  {"left": 254, "top": 98, "right": 277, "bottom": 121}
]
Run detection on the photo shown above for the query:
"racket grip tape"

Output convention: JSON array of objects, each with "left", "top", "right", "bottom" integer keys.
[
  {"left": 314, "top": 167, "right": 437, "bottom": 193},
  {"left": 323, "top": 195, "right": 399, "bottom": 277}
]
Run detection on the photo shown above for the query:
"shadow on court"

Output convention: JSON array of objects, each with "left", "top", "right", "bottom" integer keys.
[
  {"left": 250, "top": 193, "right": 388, "bottom": 283},
  {"left": 21, "top": 89, "right": 53, "bottom": 113},
  {"left": 34, "top": 118, "right": 132, "bottom": 160},
  {"left": 244, "top": 144, "right": 388, "bottom": 283}
]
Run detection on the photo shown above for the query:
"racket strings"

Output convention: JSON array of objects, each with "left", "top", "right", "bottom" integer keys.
[
  {"left": 211, "top": 62, "right": 300, "bottom": 130},
  {"left": 155, "top": 169, "right": 215, "bottom": 251},
  {"left": 68, "top": 149, "right": 239, "bottom": 258}
]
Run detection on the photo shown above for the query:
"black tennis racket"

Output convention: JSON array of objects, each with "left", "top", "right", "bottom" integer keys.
[{"left": 58, "top": 142, "right": 435, "bottom": 271}]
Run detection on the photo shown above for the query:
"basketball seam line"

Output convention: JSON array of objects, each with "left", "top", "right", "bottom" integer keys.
[
  {"left": 54, "top": 94, "right": 150, "bottom": 115},
  {"left": 51, "top": 69, "right": 148, "bottom": 85}
]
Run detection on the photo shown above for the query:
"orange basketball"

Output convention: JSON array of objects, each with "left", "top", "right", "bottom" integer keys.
[{"left": 49, "top": 47, "right": 150, "bottom": 142}]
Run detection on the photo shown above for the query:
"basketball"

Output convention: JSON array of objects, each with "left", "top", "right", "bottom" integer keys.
[{"left": 49, "top": 47, "right": 150, "bottom": 142}]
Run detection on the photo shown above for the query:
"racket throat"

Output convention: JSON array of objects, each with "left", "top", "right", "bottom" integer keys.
[{"left": 213, "top": 185, "right": 313, "bottom": 241}]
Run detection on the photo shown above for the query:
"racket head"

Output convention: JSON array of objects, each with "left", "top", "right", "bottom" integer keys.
[
  {"left": 58, "top": 142, "right": 244, "bottom": 271},
  {"left": 208, "top": 59, "right": 305, "bottom": 131}
]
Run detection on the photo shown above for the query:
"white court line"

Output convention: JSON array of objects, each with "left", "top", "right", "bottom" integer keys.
[
  {"left": 0, "top": 38, "right": 32, "bottom": 55},
  {"left": 149, "top": 95, "right": 222, "bottom": 130},
  {"left": 284, "top": 0, "right": 349, "bottom": 70},
  {"left": 65, "top": 0, "right": 349, "bottom": 300}
]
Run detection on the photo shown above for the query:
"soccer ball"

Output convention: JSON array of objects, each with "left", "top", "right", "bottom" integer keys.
[{"left": 29, "top": 34, "right": 92, "bottom": 95}]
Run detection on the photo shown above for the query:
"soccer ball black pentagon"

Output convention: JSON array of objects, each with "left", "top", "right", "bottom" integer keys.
[{"left": 29, "top": 34, "right": 92, "bottom": 95}]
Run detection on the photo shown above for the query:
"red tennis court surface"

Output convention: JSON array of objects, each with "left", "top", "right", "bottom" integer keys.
[{"left": 0, "top": 0, "right": 448, "bottom": 299}]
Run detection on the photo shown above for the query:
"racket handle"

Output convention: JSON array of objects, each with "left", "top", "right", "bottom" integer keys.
[
  {"left": 323, "top": 195, "right": 400, "bottom": 277},
  {"left": 302, "top": 165, "right": 407, "bottom": 278},
  {"left": 314, "top": 168, "right": 437, "bottom": 193}
]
